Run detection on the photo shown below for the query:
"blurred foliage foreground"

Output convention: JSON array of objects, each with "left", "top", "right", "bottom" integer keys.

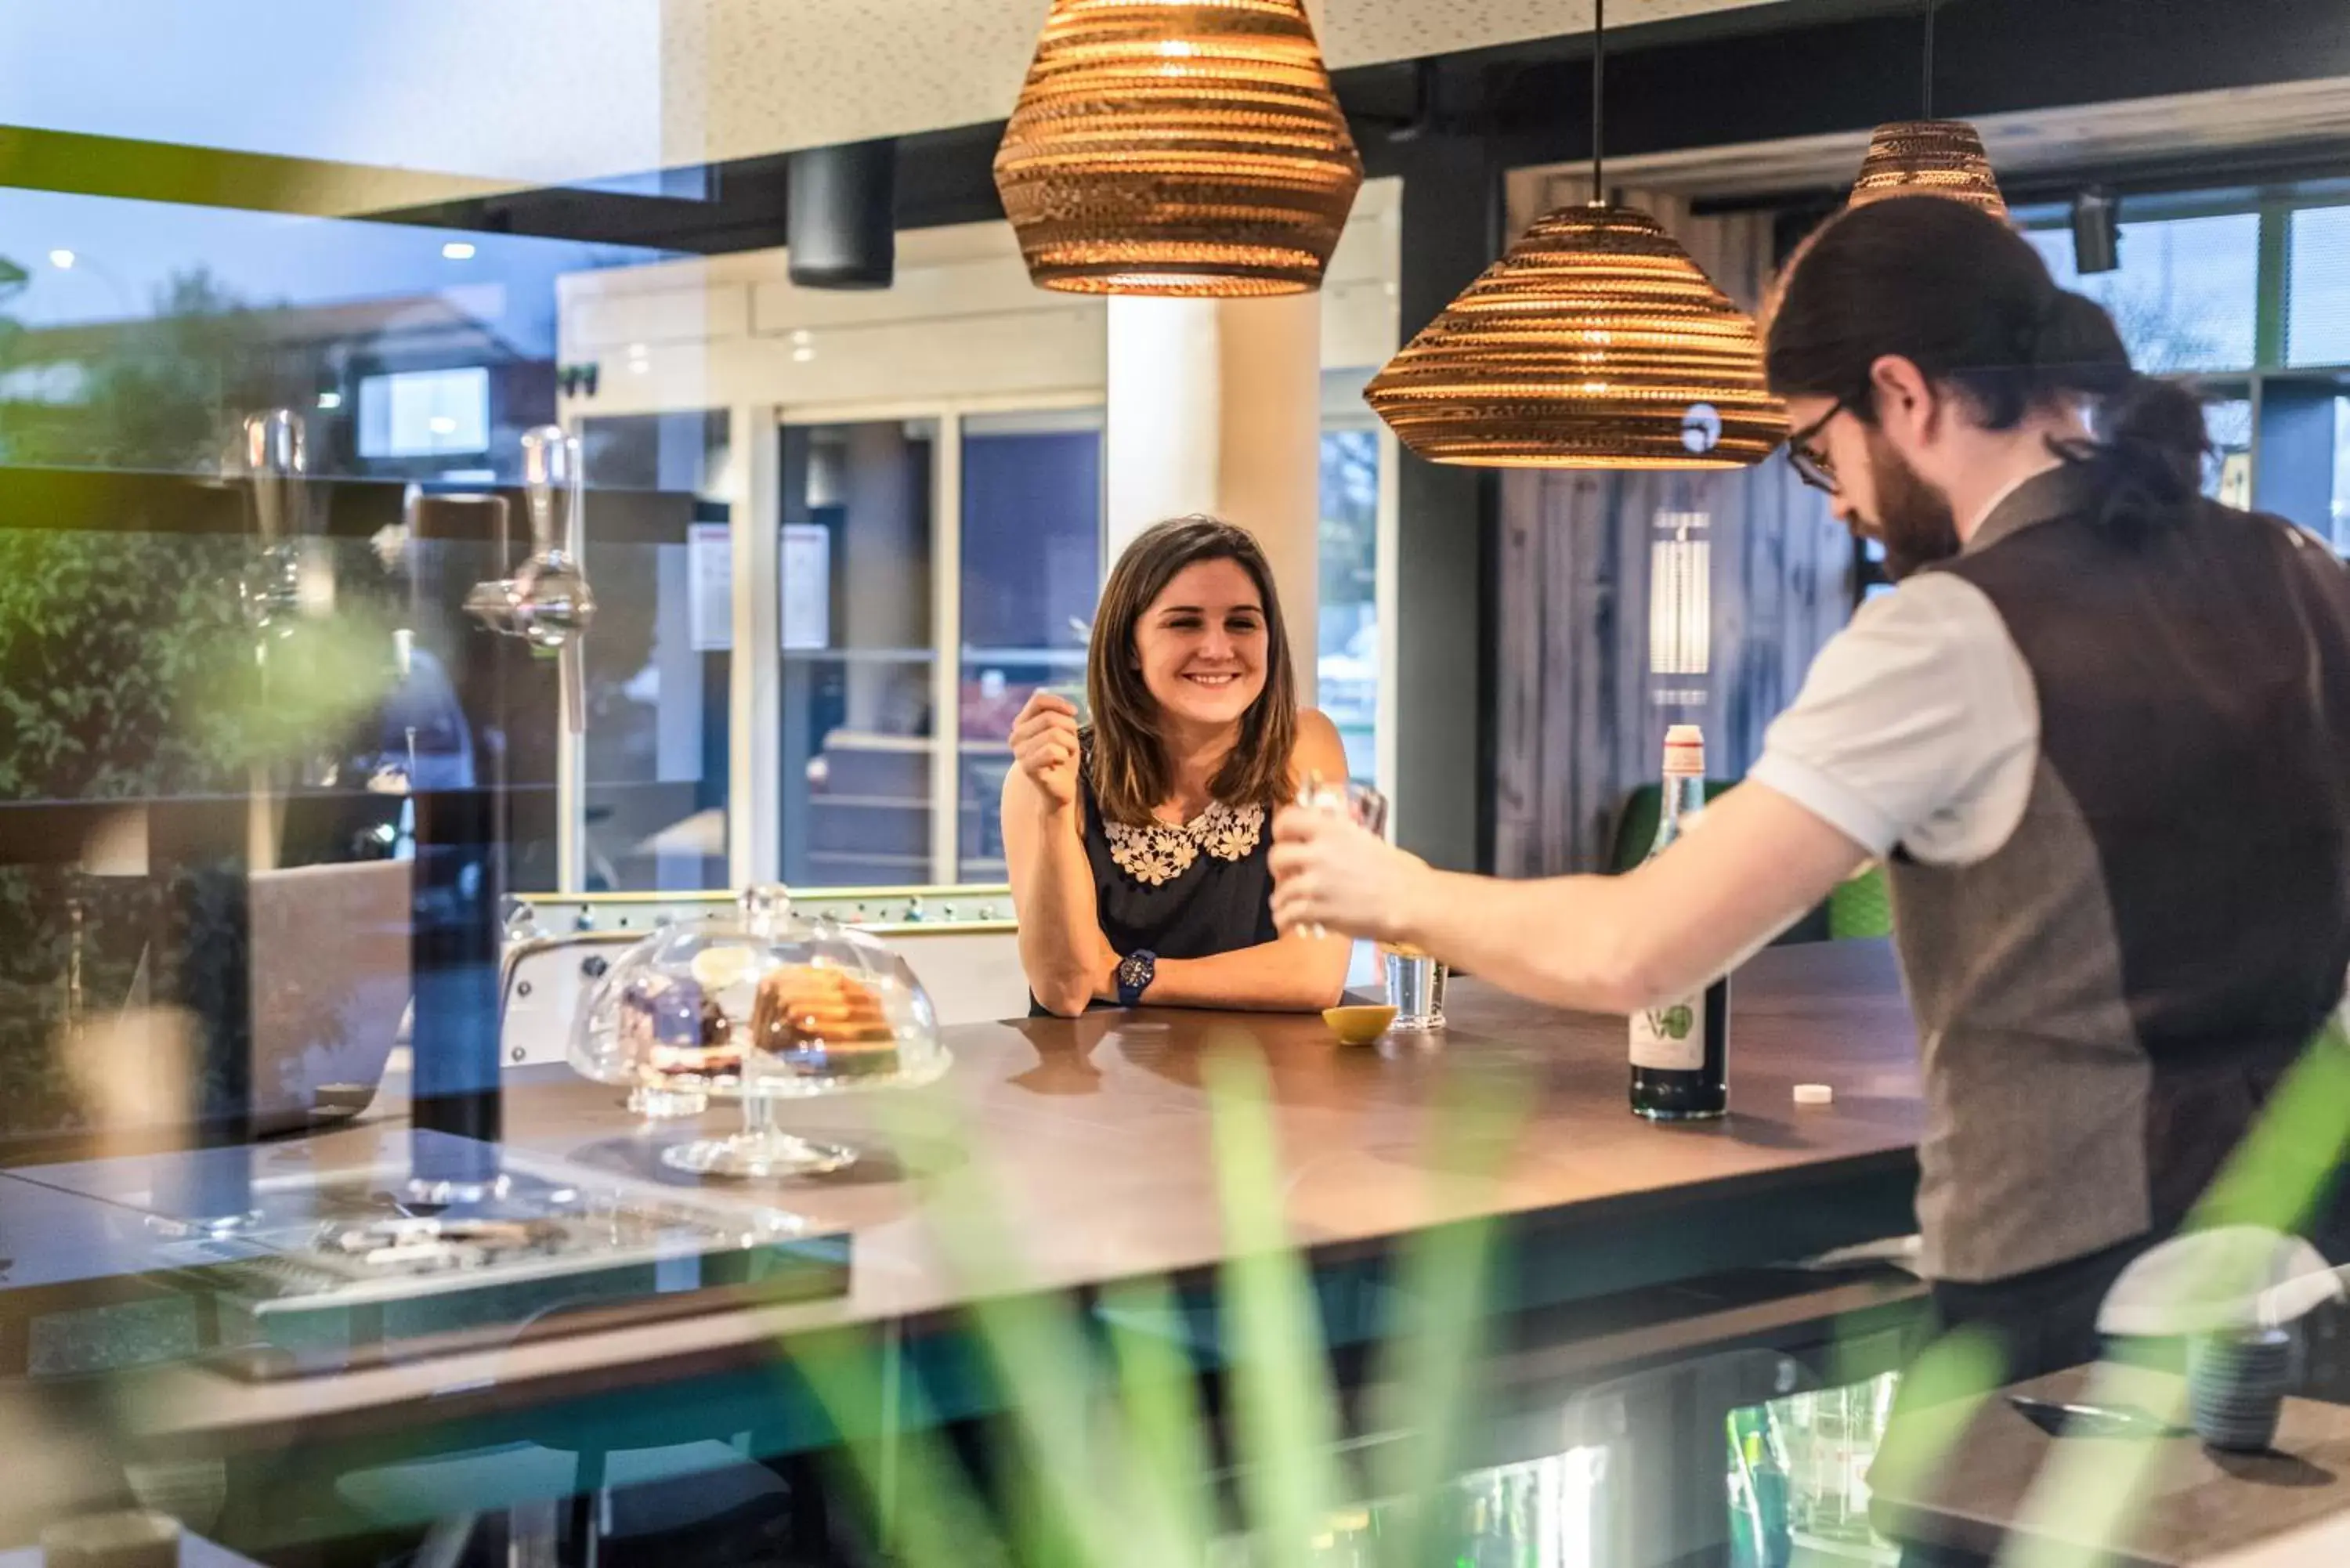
[{"left": 783, "top": 1040, "right": 1530, "bottom": 1568}]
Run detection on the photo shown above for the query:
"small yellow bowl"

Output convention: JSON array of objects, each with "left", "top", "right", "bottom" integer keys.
[{"left": 1323, "top": 1004, "right": 1397, "bottom": 1046}]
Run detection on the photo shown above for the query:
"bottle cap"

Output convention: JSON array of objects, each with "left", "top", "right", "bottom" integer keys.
[
  {"left": 1793, "top": 1083, "right": 1834, "bottom": 1106},
  {"left": 1663, "top": 724, "right": 1705, "bottom": 778}
]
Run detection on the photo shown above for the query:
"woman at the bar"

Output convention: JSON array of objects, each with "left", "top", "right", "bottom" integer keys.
[{"left": 1004, "top": 515, "right": 1353, "bottom": 1017}]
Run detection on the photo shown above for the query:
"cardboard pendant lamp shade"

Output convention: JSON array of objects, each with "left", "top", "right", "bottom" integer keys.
[
  {"left": 993, "top": 0, "right": 1363, "bottom": 297},
  {"left": 1367, "top": 205, "right": 1786, "bottom": 469},
  {"left": 1368, "top": 0, "right": 1781, "bottom": 468},
  {"left": 1848, "top": 5, "right": 2005, "bottom": 215},
  {"left": 1849, "top": 118, "right": 2007, "bottom": 215}
]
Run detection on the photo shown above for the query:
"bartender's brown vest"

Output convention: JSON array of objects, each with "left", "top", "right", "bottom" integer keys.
[{"left": 1889, "top": 463, "right": 2350, "bottom": 1283}]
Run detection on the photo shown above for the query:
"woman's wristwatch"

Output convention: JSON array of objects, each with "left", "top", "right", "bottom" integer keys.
[{"left": 1115, "top": 949, "right": 1158, "bottom": 1008}]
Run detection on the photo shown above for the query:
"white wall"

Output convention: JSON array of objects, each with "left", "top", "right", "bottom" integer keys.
[{"left": 555, "top": 181, "right": 1401, "bottom": 419}]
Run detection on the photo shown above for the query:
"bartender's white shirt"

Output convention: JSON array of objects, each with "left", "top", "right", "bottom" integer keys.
[{"left": 1747, "top": 572, "right": 2039, "bottom": 866}]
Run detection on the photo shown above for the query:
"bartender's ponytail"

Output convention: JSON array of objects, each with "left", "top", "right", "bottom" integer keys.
[
  {"left": 1767, "top": 196, "right": 2207, "bottom": 533},
  {"left": 2029, "top": 288, "right": 2206, "bottom": 523}
]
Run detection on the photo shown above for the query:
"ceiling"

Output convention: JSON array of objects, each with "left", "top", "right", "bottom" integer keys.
[
  {"left": 0, "top": 0, "right": 1791, "bottom": 194},
  {"left": 667, "top": 0, "right": 1799, "bottom": 169}
]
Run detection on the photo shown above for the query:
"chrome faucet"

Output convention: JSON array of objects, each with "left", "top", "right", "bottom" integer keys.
[{"left": 466, "top": 425, "right": 597, "bottom": 732}]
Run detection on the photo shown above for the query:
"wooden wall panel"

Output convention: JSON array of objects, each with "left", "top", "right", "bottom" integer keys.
[{"left": 1492, "top": 182, "right": 1852, "bottom": 876}]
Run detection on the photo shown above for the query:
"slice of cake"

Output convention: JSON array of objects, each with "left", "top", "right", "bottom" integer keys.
[{"left": 748, "top": 963, "right": 901, "bottom": 1078}]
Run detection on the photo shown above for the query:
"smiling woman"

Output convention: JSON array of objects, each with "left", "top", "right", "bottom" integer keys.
[{"left": 1001, "top": 515, "right": 1353, "bottom": 1017}]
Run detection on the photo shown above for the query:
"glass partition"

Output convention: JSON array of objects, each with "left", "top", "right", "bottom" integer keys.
[{"left": 578, "top": 410, "right": 732, "bottom": 892}]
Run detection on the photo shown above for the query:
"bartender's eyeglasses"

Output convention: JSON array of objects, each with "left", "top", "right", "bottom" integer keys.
[{"left": 1784, "top": 399, "right": 1848, "bottom": 494}]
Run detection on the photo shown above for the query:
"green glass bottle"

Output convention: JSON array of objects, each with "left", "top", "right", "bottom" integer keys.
[{"left": 1629, "top": 725, "right": 1729, "bottom": 1120}]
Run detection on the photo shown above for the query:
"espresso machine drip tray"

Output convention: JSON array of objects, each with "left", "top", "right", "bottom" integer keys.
[{"left": 82, "top": 1140, "right": 850, "bottom": 1379}]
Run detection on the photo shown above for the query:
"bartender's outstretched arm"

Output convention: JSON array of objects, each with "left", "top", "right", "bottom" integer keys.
[{"left": 1268, "top": 782, "right": 1871, "bottom": 1014}]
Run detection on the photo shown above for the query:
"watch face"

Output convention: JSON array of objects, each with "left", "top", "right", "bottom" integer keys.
[{"left": 1118, "top": 951, "right": 1153, "bottom": 996}]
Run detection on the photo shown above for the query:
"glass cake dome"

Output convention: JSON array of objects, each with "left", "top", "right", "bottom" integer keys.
[{"left": 570, "top": 885, "right": 949, "bottom": 1176}]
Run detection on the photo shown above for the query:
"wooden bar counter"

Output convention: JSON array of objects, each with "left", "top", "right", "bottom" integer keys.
[{"left": 2, "top": 938, "right": 1929, "bottom": 1479}]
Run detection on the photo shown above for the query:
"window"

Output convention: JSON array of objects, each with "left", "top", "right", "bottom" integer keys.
[
  {"left": 356, "top": 366, "right": 491, "bottom": 457},
  {"left": 2024, "top": 213, "right": 2259, "bottom": 372},
  {"left": 957, "top": 410, "right": 1103, "bottom": 882},
  {"left": 1318, "top": 421, "right": 1379, "bottom": 786},
  {"left": 2019, "top": 195, "right": 2350, "bottom": 545},
  {"left": 2204, "top": 397, "right": 2254, "bottom": 508},
  {"left": 779, "top": 417, "right": 938, "bottom": 888},
  {"left": 756, "top": 396, "right": 1378, "bottom": 888},
  {"left": 2337, "top": 399, "right": 2350, "bottom": 551},
  {"left": 2288, "top": 204, "right": 2350, "bottom": 367}
]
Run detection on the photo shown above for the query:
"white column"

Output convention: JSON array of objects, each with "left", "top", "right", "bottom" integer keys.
[
  {"left": 1104, "top": 293, "right": 1322, "bottom": 704},
  {"left": 726, "top": 403, "right": 782, "bottom": 890}
]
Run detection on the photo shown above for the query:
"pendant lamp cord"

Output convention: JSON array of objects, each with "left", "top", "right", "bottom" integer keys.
[
  {"left": 1590, "top": 0, "right": 1606, "bottom": 200},
  {"left": 1922, "top": 0, "right": 1936, "bottom": 119}
]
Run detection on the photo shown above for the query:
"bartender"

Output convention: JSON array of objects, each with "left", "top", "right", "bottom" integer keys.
[{"left": 1271, "top": 194, "right": 2350, "bottom": 1382}]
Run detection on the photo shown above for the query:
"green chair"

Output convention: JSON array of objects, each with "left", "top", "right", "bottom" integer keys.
[
  {"left": 1607, "top": 779, "right": 1739, "bottom": 873},
  {"left": 1609, "top": 779, "right": 1873, "bottom": 947},
  {"left": 1827, "top": 863, "right": 1893, "bottom": 940}
]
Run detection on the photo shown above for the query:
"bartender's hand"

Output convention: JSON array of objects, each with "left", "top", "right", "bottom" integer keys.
[
  {"left": 1269, "top": 804, "right": 1429, "bottom": 943},
  {"left": 1009, "top": 691, "right": 1081, "bottom": 811}
]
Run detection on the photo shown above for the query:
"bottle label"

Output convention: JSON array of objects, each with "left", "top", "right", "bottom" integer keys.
[{"left": 1630, "top": 995, "right": 1705, "bottom": 1070}]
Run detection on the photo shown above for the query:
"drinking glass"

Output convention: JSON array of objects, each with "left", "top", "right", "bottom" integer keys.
[
  {"left": 1383, "top": 941, "right": 1446, "bottom": 1032},
  {"left": 1292, "top": 775, "right": 1390, "bottom": 941}
]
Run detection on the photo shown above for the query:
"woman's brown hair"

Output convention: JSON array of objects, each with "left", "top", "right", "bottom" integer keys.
[{"left": 1086, "top": 515, "right": 1299, "bottom": 826}]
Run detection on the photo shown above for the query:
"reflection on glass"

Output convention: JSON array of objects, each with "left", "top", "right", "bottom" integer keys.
[
  {"left": 0, "top": 186, "right": 667, "bottom": 479},
  {"left": 579, "top": 411, "right": 732, "bottom": 892},
  {"left": 1734, "top": 1371, "right": 1903, "bottom": 1564},
  {"left": 1211, "top": 1447, "right": 1607, "bottom": 1566},
  {"left": 958, "top": 409, "right": 1102, "bottom": 881},
  {"left": 1319, "top": 418, "right": 1380, "bottom": 785},
  {"left": 781, "top": 419, "right": 937, "bottom": 887},
  {"left": 2025, "top": 213, "right": 2259, "bottom": 374}
]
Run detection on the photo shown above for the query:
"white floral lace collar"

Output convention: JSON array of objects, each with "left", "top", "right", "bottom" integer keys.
[
  {"left": 1083, "top": 733, "right": 1265, "bottom": 887},
  {"left": 1103, "top": 799, "right": 1265, "bottom": 887}
]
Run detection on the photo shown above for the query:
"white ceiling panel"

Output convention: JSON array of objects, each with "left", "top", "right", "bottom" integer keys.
[{"left": 0, "top": 0, "right": 1783, "bottom": 190}]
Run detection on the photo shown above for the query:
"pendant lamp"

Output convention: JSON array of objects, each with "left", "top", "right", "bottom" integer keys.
[
  {"left": 993, "top": 0, "right": 1363, "bottom": 297},
  {"left": 1365, "top": 0, "right": 1784, "bottom": 468},
  {"left": 1846, "top": 3, "right": 2005, "bottom": 215}
]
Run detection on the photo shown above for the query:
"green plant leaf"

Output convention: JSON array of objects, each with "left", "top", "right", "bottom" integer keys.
[
  {"left": 1365, "top": 1068, "right": 1528, "bottom": 1568},
  {"left": 783, "top": 1324, "right": 1010, "bottom": 1568},
  {"left": 1206, "top": 1037, "right": 1345, "bottom": 1566}
]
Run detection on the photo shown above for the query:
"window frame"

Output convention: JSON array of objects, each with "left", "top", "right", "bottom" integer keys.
[
  {"left": 2017, "top": 190, "right": 2350, "bottom": 551},
  {"left": 759, "top": 390, "right": 1105, "bottom": 892}
]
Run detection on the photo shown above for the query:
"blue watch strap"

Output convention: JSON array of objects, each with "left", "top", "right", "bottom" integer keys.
[{"left": 1115, "top": 948, "right": 1158, "bottom": 1007}]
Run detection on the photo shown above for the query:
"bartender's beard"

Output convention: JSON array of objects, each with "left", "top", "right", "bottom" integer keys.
[{"left": 1863, "top": 432, "right": 1961, "bottom": 580}]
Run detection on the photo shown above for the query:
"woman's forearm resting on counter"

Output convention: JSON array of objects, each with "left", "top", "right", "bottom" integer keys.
[
  {"left": 1271, "top": 782, "right": 1870, "bottom": 1013},
  {"left": 1106, "top": 931, "right": 1351, "bottom": 1013}
]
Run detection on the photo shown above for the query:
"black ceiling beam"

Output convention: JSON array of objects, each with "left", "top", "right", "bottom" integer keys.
[
  {"left": 1479, "top": 0, "right": 2350, "bottom": 175},
  {"left": 367, "top": 125, "right": 1007, "bottom": 255}
]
